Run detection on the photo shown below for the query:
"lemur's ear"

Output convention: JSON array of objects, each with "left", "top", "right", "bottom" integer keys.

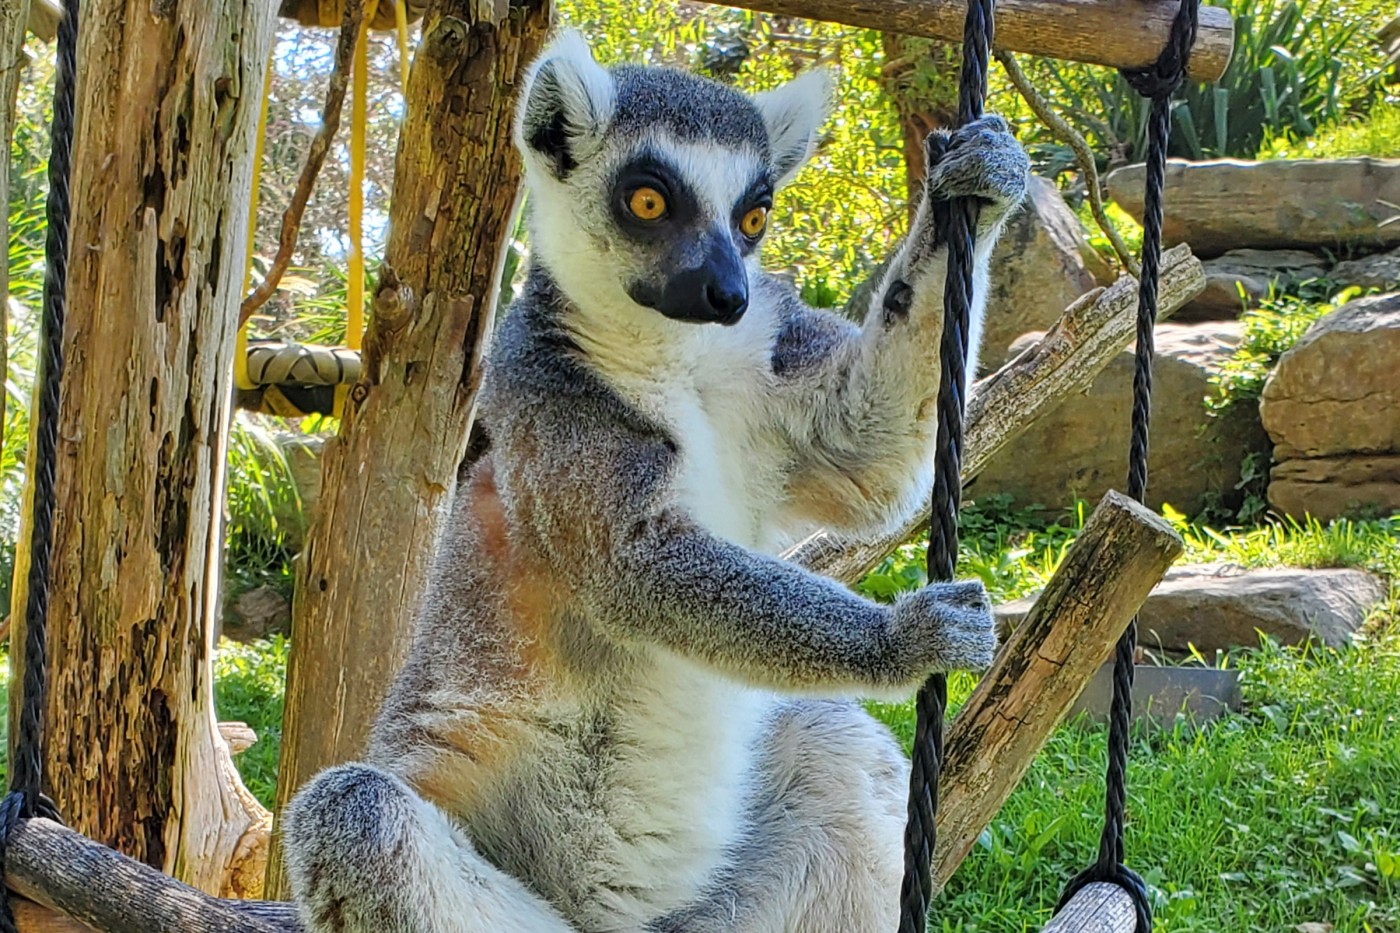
[
  {"left": 516, "top": 30, "right": 616, "bottom": 178},
  {"left": 752, "top": 68, "right": 832, "bottom": 187}
]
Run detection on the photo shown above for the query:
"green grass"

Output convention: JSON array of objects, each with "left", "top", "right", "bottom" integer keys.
[
  {"left": 864, "top": 507, "right": 1400, "bottom": 931},
  {"left": 1260, "top": 99, "right": 1400, "bottom": 160},
  {"left": 211, "top": 635, "right": 289, "bottom": 808}
]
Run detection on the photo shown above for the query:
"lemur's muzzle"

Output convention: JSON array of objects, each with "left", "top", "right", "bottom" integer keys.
[{"left": 640, "top": 232, "right": 749, "bottom": 327}]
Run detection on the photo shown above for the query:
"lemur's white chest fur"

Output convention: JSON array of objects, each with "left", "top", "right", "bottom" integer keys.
[
  {"left": 554, "top": 296, "right": 788, "bottom": 925},
  {"left": 568, "top": 289, "right": 790, "bottom": 552}
]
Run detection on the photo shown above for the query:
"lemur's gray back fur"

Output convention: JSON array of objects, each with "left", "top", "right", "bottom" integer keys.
[{"left": 282, "top": 29, "right": 1029, "bottom": 933}]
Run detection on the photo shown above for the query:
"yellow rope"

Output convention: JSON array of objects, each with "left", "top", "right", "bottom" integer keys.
[
  {"left": 394, "top": 0, "right": 412, "bottom": 93},
  {"left": 235, "top": 48, "right": 275, "bottom": 391},
  {"left": 336, "top": 0, "right": 377, "bottom": 418}
]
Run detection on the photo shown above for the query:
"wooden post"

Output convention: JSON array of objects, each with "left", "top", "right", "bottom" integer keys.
[
  {"left": 789, "top": 243, "right": 1204, "bottom": 585},
  {"left": 4, "top": 0, "right": 276, "bottom": 897},
  {"left": 727, "top": 0, "right": 1234, "bottom": 82},
  {"left": 268, "top": 0, "right": 554, "bottom": 896},
  {"left": 933, "top": 490, "right": 1183, "bottom": 889},
  {"left": 1041, "top": 883, "right": 1138, "bottom": 932}
]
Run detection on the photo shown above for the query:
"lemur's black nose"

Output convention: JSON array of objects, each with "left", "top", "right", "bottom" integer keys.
[{"left": 705, "top": 282, "right": 748, "bottom": 324}]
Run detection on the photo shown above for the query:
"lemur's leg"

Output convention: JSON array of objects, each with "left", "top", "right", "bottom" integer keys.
[
  {"left": 283, "top": 764, "right": 577, "bottom": 933},
  {"left": 649, "top": 700, "right": 908, "bottom": 933}
]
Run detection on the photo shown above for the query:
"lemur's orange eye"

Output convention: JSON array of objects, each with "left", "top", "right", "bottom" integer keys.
[
  {"left": 628, "top": 187, "right": 668, "bottom": 221},
  {"left": 740, "top": 206, "right": 768, "bottom": 238}
]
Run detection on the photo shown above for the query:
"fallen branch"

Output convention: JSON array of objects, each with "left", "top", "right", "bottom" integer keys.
[{"left": 787, "top": 243, "right": 1204, "bottom": 585}]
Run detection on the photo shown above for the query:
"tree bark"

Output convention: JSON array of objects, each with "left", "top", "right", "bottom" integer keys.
[
  {"left": 5, "top": 0, "right": 276, "bottom": 896},
  {"left": 1040, "top": 883, "right": 1137, "bottom": 932},
  {"left": 268, "top": 0, "right": 553, "bottom": 896},
  {"left": 880, "top": 32, "right": 960, "bottom": 210},
  {"left": 731, "top": 0, "right": 1235, "bottom": 81}
]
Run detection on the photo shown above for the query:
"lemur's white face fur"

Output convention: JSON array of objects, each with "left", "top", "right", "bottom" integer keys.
[{"left": 515, "top": 31, "right": 831, "bottom": 327}]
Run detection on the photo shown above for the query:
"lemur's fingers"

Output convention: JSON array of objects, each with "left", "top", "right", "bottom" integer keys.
[
  {"left": 922, "top": 114, "right": 1029, "bottom": 217},
  {"left": 890, "top": 580, "right": 998, "bottom": 676}
]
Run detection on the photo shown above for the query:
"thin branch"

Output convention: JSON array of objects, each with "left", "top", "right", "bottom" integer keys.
[
  {"left": 996, "top": 49, "right": 1140, "bottom": 277},
  {"left": 239, "top": 0, "right": 369, "bottom": 327}
]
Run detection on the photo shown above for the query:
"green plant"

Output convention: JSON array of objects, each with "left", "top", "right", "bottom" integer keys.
[
  {"left": 224, "top": 416, "right": 303, "bottom": 602},
  {"left": 1260, "top": 96, "right": 1400, "bottom": 159},
  {"left": 1003, "top": 0, "right": 1391, "bottom": 173},
  {"left": 212, "top": 635, "right": 290, "bottom": 808},
  {"left": 1207, "top": 284, "right": 1357, "bottom": 412}
]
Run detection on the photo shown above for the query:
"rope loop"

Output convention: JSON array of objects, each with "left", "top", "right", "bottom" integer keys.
[{"left": 1119, "top": 0, "right": 1202, "bottom": 100}]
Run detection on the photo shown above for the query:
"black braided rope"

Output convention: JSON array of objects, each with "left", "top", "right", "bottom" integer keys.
[
  {"left": 1057, "top": 4, "right": 1199, "bottom": 932},
  {"left": 897, "top": 2, "right": 994, "bottom": 930},
  {"left": 0, "top": 0, "right": 77, "bottom": 929}
]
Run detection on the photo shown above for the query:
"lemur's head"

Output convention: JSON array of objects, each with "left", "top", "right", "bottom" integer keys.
[{"left": 515, "top": 31, "right": 830, "bottom": 327}]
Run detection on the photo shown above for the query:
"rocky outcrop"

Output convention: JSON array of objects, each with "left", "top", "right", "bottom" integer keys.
[
  {"left": 972, "top": 321, "right": 1270, "bottom": 516},
  {"left": 979, "top": 175, "right": 1104, "bottom": 369},
  {"left": 1107, "top": 158, "right": 1400, "bottom": 258},
  {"left": 997, "top": 564, "right": 1386, "bottom": 653},
  {"left": 1180, "top": 249, "right": 1330, "bottom": 320},
  {"left": 1331, "top": 247, "right": 1400, "bottom": 291},
  {"left": 1261, "top": 292, "right": 1400, "bottom": 520}
]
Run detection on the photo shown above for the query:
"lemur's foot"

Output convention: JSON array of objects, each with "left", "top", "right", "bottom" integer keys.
[{"left": 923, "top": 115, "right": 1030, "bottom": 222}]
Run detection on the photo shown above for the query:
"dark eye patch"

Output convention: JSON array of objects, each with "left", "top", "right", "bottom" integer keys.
[{"left": 609, "top": 152, "right": 700, "bottom": 237}]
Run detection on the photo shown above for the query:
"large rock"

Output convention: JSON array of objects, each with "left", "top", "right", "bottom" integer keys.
[
  {"left": 980, "top": 175, "right": 1103, "bottom": 369},
  {"left": 1261, "top": 292, "right": 1400, "bottom": 519},
  {"left": 997, "top": 564, "right": 1385, "bottom": 653},
  {"left": 1331, "top": 247, "right": 1400, "bottom": 291},
  {"left": 972, "top": 321, "right": 1270, "bottom": 516},
  {"left": 1180, "top": 249, "right": 1330, "bottom": 320},
  {"left": 1107, "top": 158, "right": 1400, "bottom": 258}
]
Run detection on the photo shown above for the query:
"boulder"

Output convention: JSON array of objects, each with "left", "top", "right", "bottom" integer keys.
[
  {"left": 1330, "top": 247, "right": 1400, "bottom": 291},
  {"left": 996, "top": 564, "right": 1386, "bottom": 653},
  {"left": 1260, "top": 292, "right": 1400, "bottom": 519},
  {"left": 1107, "top": 158, "right": 1400, "bottom": 258},
  {"left": 223, "top": 584, "right": 292, "bottom": 643},
  {"left": 1180, "top": 249, "right": 1330, "bottom": 320},
  {"left": 980, "top": 175, "right": 1103, "bottom": 369},
  {"left": 972, "top": 321, "right": 1270, "bottom": 517}
]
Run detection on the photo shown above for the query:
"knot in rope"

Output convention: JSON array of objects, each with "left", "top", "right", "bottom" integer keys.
[{"left": 1120, "top": 0, "right": 1202, "bottom": 100}]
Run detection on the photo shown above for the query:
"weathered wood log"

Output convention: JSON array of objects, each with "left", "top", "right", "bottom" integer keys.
[
  {"left": 268, "top": 0, "right": 554, "bottom": 897},
  {"left": 787, "top": 243, "right": 1203, "bottom": 585},
  {"left": 5, "top": 0, "right": 276, "bottom": 898},
  {"left": 277, "top": 0, "right": 1232, "bottom": 82},
  {"left": 23, "top": 0, "right": 56, "bottom": 40},
  {"left": 1041, "top": 882, "right": 1137, "bottom": 932},
  {"left": 934, "top": 490, "right": 1183, "bottom": 889},
  {"left": 727, "top": 0, "right": 1233, "bottom": 82},
  {"left": 6, "top": 819, "right": 301, "bottom": 933}
]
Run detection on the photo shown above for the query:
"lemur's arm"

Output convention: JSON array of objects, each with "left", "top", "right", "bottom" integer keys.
[
  {"left": 498, "top": 395, "right": 995, "bottom": 693},
  {"left": 768, "top": 117, "right": 1029, "bottom": 538}
]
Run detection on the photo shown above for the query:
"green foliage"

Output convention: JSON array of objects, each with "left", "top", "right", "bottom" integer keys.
[
  {"left": 866, "top": 510, "right": 1399, "bottom": 931},
  {"left": 224, "top": 416, "right": 303, "bottom": 602},
  {"left": 1003, "top": 0, "right": 1391, "bottom": 174},
  {"left": 212, "top": 636, "right": 290, "bottom": 809},
  {"left": 869, "top": 622, "right": 1400, "bottom": 931},
  {"left": 1261, "top": 97, "right": 1400, "bottom": 159},
  {"left": 1207, "top": 284, "right": 1360, "bottom": 411}
]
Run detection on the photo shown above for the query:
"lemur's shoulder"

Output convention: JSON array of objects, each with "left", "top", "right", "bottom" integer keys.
[{"left": 753, "top": 271, "right": 858, "bottom": 380}]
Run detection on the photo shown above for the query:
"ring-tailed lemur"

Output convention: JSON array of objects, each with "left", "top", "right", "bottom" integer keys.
[{"left": 282, "top": 30, "right": 1029, "bottom": 933}]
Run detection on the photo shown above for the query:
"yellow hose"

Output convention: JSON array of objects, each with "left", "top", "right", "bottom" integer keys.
[
  {"left": 235, "top": 48, "right": 275, "bottom": 392},
  {"left": 336, "top": 0, "right": 377, "bottom": 418},
  {"left": 394, "top": 0, "right": 412, "bottom": 93}
]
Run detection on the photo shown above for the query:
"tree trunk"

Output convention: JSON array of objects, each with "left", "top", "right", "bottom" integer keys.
[
  {"left": 5, "top": 0, "right": 276, "bottom": 896},
  {"left": 268, "top": 0, "right": 553, "bottom": 896},
  {"left": 880, "top": 32, "right": 960, "bottom": 209}
]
